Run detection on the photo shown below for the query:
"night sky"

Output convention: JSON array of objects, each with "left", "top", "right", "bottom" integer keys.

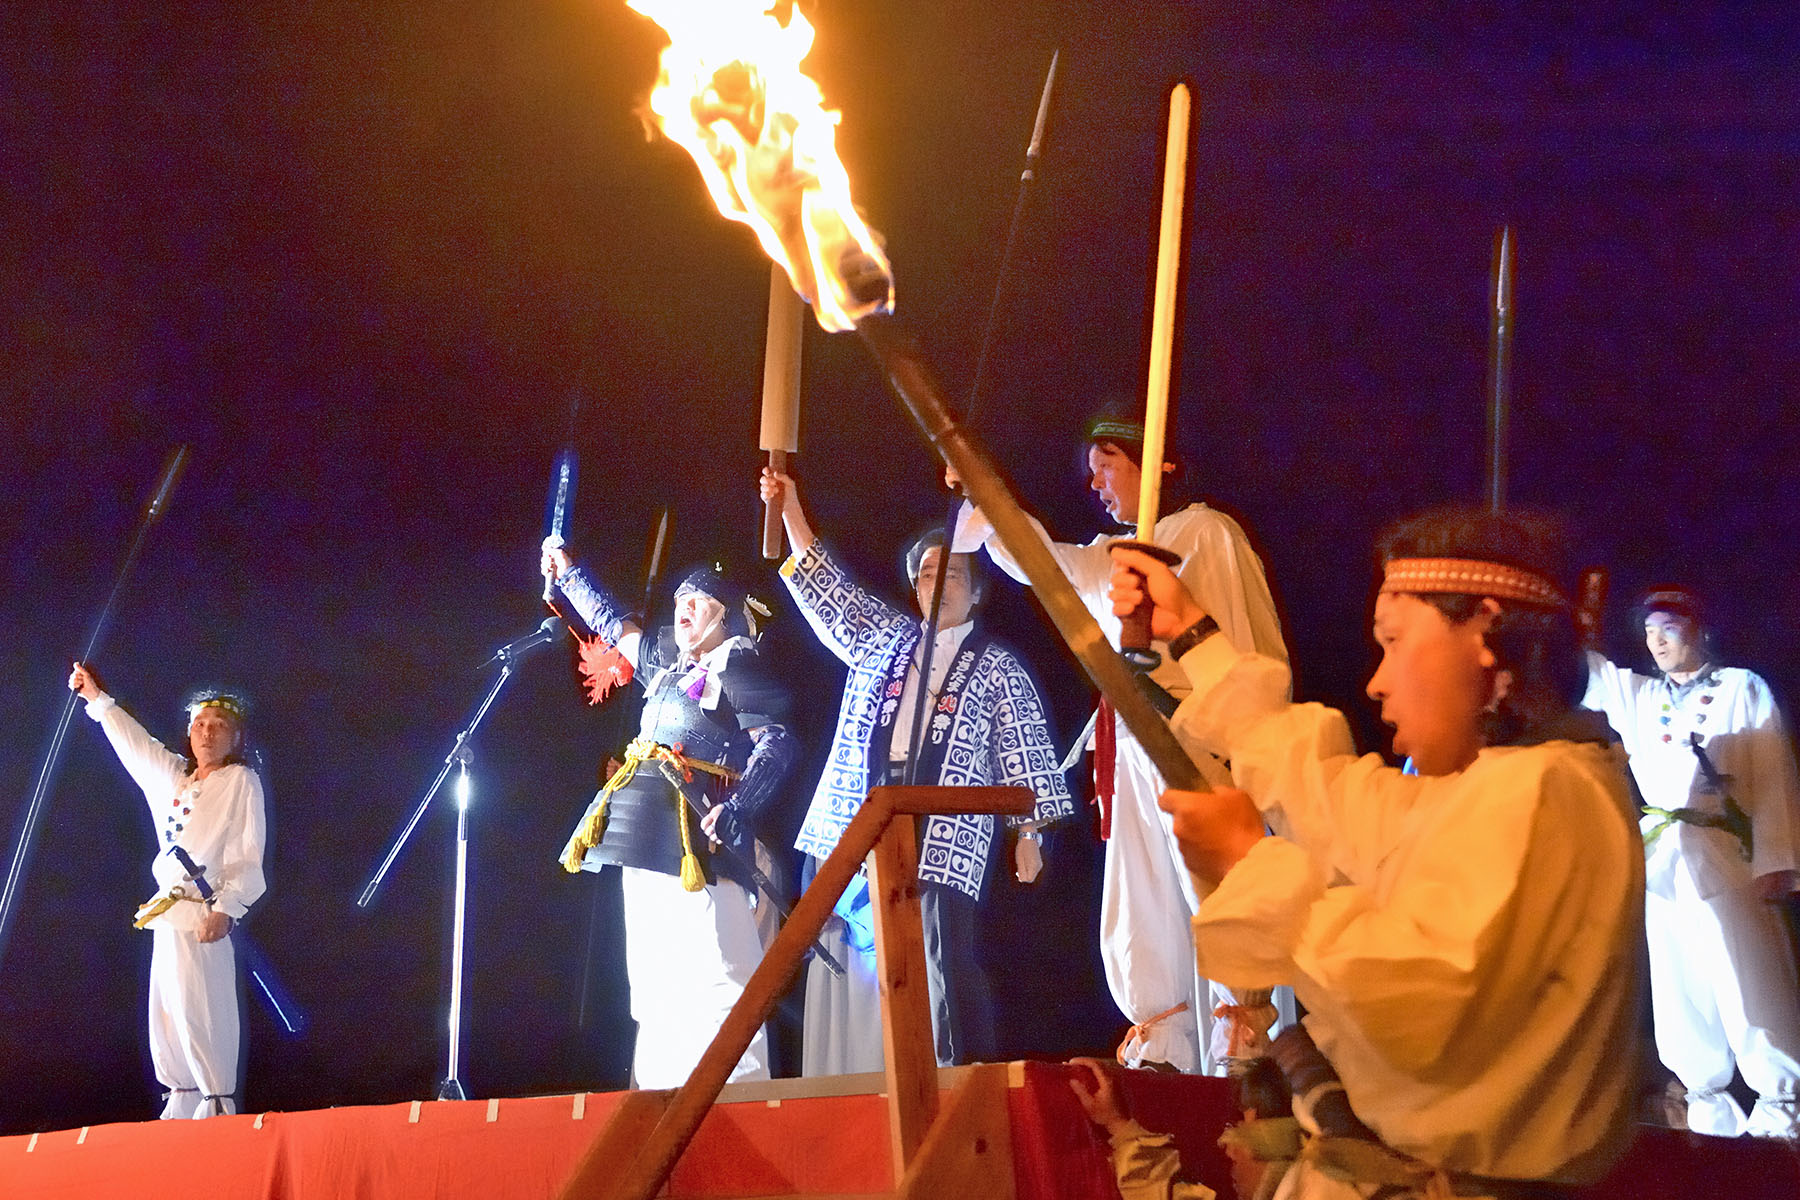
[{"left": 3, "top": 2, "right": 1797, "bottom": 1134}]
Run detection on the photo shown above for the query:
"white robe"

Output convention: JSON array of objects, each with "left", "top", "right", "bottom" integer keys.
[
  {"left": 960, "top": 500, "right": 1290, "bottom": 1073},
  {"left": 1584, "top": 655, "right": 1800, "bottom": 1135},
  {"left": 86, "top": 693, "right": 266, "bottom": 1117},
  {"left": 1172, "top": 637, "right": 1643, "bottom": 1184}
]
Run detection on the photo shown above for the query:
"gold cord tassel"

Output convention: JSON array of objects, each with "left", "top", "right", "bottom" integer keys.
[
  {"left": 677, "top": 800, "right": 704, "bottom": 892},
  {"left": 562, "top": 791, "right": 613, "bottom": 874},
  {"left": 561, "top": 739, "right": 655, "bottom": 874}
]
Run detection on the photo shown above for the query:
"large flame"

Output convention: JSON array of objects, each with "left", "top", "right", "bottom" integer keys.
[{"left": 627, "top": 0, "right": 895, "bottom": 331}]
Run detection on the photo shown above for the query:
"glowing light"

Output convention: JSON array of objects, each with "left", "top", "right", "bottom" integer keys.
[{"left": 627, "top": 0, "right": 894, "bottom": 331}]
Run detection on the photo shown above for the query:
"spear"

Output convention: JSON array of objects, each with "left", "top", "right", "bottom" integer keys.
[
  {"left": 1487, "top": 225, "right": 1513, "bottom": 512},
  {"left": 0, "top": 446, "right": 190, "bottom": 971}
]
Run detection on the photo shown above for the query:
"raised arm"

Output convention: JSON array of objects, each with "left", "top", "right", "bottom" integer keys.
[
  {"left": 71, "top": 662, "right": 187, "bottom": 809},
  {"left": 759, "top": 467, "right": 816, "bottom": 557},
  {"left": 542, "top": 544, "right": 645, "bottom": 665}
]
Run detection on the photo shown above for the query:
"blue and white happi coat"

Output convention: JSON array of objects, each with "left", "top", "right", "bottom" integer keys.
[{"left": 782, "top": 539, "right": 1074, "bottom": 899}]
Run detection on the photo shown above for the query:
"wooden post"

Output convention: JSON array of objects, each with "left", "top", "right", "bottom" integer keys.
[
  {"left": 558, "top": 785, "right": 1031, "bottom": 1200},
  {"left": 558, "top": 1090, "right": 673, "bottom": 1199},
  {"left": 897, "top": 1064, "right": 1015, "bottom": 1200},
  {"left": 871, "top": 812, "right": 935, "bottom": 1180}
]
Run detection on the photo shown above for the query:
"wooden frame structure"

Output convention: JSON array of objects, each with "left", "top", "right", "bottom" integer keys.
[{"left": 557, "top": 784, "right": 1033, "bottom": 1200}]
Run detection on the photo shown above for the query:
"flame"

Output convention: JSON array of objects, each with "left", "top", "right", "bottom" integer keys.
[{"left": 627, "top": 0, "right": 894, "bottom": 331}]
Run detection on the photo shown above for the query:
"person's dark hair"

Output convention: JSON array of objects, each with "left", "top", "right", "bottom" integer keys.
[
  {"left": 180, "top": 690, "right": 251, "bottom": 774},
  {"left": 1635, "top": 585, "right": 1715, "bottom": 667},
  {"left": 1079, "top": 401, "right": 1189, "bottom": 516},
  {"left": 1233, "top": 1054, "right": 1293, "bottom": 1120},
  {"left": 903, "top": 529, "right": 986, "bottom": 609},
  {"left": 1376, "top": 506, "right": 1586, "bottom": 743}
]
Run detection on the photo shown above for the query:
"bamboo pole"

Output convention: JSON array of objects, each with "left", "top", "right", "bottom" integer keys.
[{"left": 1136, "top": 83, "right": 1191, "bottom": 542}]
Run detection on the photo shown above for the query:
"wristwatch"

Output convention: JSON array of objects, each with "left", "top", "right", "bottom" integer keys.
[{"left": 1166, "top": 615, "right": 1220, "bottom": 661}]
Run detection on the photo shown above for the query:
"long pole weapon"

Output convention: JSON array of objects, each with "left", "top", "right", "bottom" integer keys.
[
  {"left": 0, "top": 445, "right": 189, "bottom": 971},
  {"left": 903, "top": 49, "right": 1059, "bottom": 786},
  {"left": 1486, "top": 225, "right": 1513, "bottom": 512},
  {"left": 1114, "top": 83, "right": 1193, "bottom": 665}
]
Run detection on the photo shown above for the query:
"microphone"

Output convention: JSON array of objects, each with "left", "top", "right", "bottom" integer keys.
[{"left": 481, "top": 617, "right": 562, "bottom": 668}]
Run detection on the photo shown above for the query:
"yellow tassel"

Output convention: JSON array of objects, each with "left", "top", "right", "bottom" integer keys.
[
  {"left": 676, "top": 798, "right": 704, "bottom": 892},
  {"left": 562, "top": 793, "right": 613, "bottom": 874},
  {"left": 680, "top": 852, "right": 705, "bottom": 892},
  {"left": 132, "top": 886, "right": 195, "bottom": 929}
]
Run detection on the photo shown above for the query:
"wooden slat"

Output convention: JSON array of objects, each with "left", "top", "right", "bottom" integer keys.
[
  {"left": 560, "top": 794, "right": 897, "bottom": 1200},
  {"left": 896, "top": 1063, "right": 1014, "bottom": 1200},
  {"left": 870, "top": 812, "right": 936, "bottom": 1182},
  {"left": 869, "top": 785, "right": 1032, "bottom": 818},
  {"left": 560, "top": 1090, "right": 672, "bottom": 1200},
  {"left": 560, "top": 785, "right": 1028, "bottom": 1200}
]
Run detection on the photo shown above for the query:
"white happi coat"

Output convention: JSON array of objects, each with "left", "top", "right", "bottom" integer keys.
[
  {"left": 1175, "top": 638, "right": 1643, "bottom": 1186},
  {"left": 1584, "top": 654, "right": 1800, "bottom": 1135},
  {"left": 783, "top": 539, "right": 1074, "bottom": 895},
  {"left": 960, "top": 500, "right": 1289, "bottom": 1072},
  {"left": 86, "top": 693, "right": 266, "bottom": 1117}
]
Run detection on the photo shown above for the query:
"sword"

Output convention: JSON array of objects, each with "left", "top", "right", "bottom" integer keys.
[
  {"left": 542, "top": 446, "right": 579, "bottom": 606},
  {"left": 166, "top": 845, "right": 307, "bottom": 1036},
  {"left": 652, "top": 761, "right": 846, "bottom": 978},
  {"left": 640, "top": 508, "right": 671, "bottom": 627}
]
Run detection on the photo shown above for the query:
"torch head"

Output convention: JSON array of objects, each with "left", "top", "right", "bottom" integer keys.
[{"left": 629, "top": 0, "right": 894, "bottom": 331}]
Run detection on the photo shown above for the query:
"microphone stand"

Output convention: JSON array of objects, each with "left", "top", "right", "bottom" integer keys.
[{"left": 356, "top": 630, "right": 553, "bottom": 1100}]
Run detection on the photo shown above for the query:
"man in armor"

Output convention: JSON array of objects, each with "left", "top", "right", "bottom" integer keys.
[{"left": 543, "top": 547, "right": 797, "bottom": 1089}]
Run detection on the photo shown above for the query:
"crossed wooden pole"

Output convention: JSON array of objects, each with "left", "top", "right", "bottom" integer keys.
[{"left": 558, "top": 784, "right": 1032, "bottom": 1200}]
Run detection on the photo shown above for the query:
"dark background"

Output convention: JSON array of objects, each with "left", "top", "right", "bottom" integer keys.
[{"left": 2, "top": 1, "right": 1796, "bottom": 1133}]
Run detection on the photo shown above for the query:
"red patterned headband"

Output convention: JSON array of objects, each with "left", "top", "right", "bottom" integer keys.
[{"left": 1381, "top": 557, "right": 1568, "bottom": 609}]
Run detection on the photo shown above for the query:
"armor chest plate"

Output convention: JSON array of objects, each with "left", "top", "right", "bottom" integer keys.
[{"left": 639, "top": 667, "right": 745, "bottom": 772}]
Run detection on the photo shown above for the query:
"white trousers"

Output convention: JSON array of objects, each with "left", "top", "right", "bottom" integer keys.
[
  {"left": 1101, "top": 728, "right": 1292, "bottom": 1074},
  {"left": 148, "top": 925, "right": 240, "bottom": 1118},
  {"left": 801, "top": 916, "right": 884, "bottom": 1076},
  {"left": 620, "top": 867, "right": 770, "bottom": 1090},
  {"left": 1647, "top": 857, "right": 1800, "bottom": 1136}
]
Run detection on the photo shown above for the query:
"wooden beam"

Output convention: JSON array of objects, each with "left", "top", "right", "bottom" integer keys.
[
  {"left": 870, "top": 784, "right": 1034, "bottom": 818},
  {"left": 559, "top": 785, "right": 1028, "bottom": 1200},
  {"left": 896, "top": 1063, "right": 1015, "bottom": 1200},
  {"left": 559, "top": 794, "right": 897, "bottom": 1200},
  {"left": 560, "top": 1090, "right": 672, "bottom": 1200},
  {"left": 871, "top": 812, "right": 935, "bottom": 1182}
]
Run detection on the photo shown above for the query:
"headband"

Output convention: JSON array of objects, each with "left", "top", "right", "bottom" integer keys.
[
  {"left": 1086, "top": 417, "right": 1144, "bottom": 445},
  {"left": 187, "top": 695, "right": 247, "bottom": 722},
  {"left": 1381, "top": 557, "right": 1568, "bottom": 609}
]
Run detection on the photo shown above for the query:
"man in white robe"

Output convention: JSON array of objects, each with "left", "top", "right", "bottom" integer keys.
[
  {"left": 71, "top": 663, "right": 266, "bottom": 1119},
  {"left": 952, "top": 414, "right": 1288, "bottom": 1073},
  {"left": 1112, "top": 507, "right": 1644, "bottom": 1196},
  {"left": 1583, "top": 586, "right": 1800, "bottom": 1136}
]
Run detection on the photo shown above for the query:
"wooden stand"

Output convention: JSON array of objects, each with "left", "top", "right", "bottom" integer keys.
[{"left": 558, "top": 785, "right": 1032, "bottom": 1200}]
